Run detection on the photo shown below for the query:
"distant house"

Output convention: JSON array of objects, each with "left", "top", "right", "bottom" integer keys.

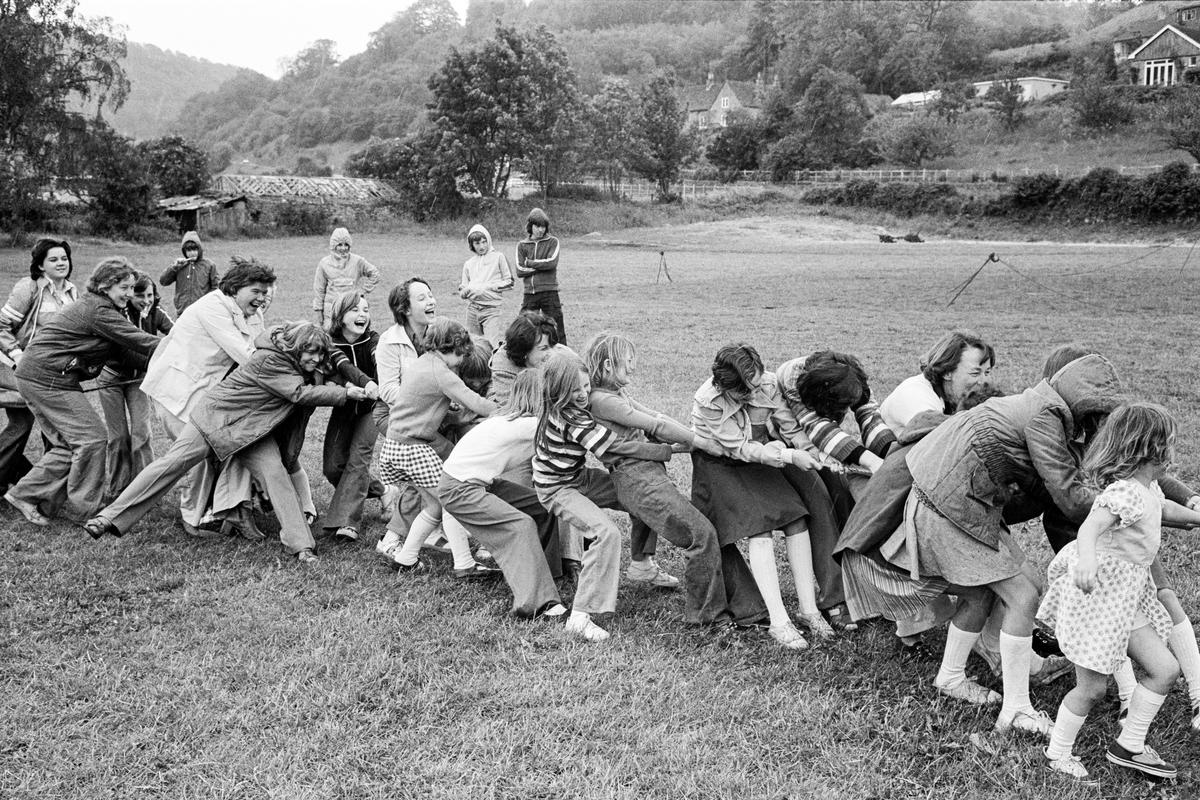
[
  {"left": 972, "top": 76, "right": 1070, "bottom": 101},
  {"left": 158, "top": 194, "right": 248, "bottom": 235},
  {"left": 1119, "top": 4, "right": 1200, "bottom": 85},
  {"left": 681, "top": 73, "right": 765, "bottom": 130},
  {"left": 890, "top": 90, "right": 940, "bottom": 109}
]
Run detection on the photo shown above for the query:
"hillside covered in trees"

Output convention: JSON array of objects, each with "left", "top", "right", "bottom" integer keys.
[{"left": 171, "top": 0, "right": 1128, "bottom": 174}]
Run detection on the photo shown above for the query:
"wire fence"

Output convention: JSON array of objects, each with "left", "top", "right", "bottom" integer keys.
[{"left": 518, "top": 162, "right": 1200, "bottom": 200}]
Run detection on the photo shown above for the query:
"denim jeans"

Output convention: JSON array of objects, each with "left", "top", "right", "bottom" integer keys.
[
  {"left": 466, "top": 303, "right": 507, "bottom": 349},
  {"left": 97, "top": 369, "right": 154, "bottom": 499},
  {"left": 9, "top": 378, "right": 107, "bottom": 521},
  {"left": 537, "top": 468, "right": 621, "bottom": 615},
  {"left": 611, "top": 459, "right": 725, "bottom": 625},
  {"left": 321, "top": 406, "right": 382, "bottom": 531}
]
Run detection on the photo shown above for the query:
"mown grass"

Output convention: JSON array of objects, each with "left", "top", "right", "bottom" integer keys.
[{"left": 2, "top": 228, "right": 1199, "bottom": 798}]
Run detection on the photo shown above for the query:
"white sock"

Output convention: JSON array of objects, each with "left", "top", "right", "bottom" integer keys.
[
  {"left": 394, "top": 510, "right": 440, "bottom": 565},
  {"left": 784, "top": 530, "right": 819, "bottom": 616},
  {"left": 1045, "top": 704, "right": 1087, "bottom": 760},
  {"left": 935, "top": 623, "right": 981, "bottom": 689},
  {"left": 1169, "top": 622, "right": 1200, "bottom": 706},
  {"left": 998, "top": 632, "right": 1034, "bottom": 716},
  {"left": 1029, "top": 652, "right": 1045, "bottom": 675},
  {"left": 1113, "top": 658, "right": 1137, "bottom": 705},
  {"left": 1115, "top": 685, "right": 1167, "bottom": 752},
  {"left": 747, "top": 536, "right": 791, "bottom": 628},
  {"left": 442, "top": 514, "right": 477, "bottom": 571}
]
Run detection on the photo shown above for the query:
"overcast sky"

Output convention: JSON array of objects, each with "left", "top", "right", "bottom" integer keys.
[{"left": 74, "top": 0, "right": 471, "bottom": 77}]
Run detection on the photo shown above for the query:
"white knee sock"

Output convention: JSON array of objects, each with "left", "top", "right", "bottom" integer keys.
[
  {"left": 442, "top": 513, "right": 477, "bottom": 571},
  {"left": 1113, "top": 658, "right": 1137, "bottom": 705},
  {"left": 1116, "top": 685, "right": 1167, "bottom": 752},
  {"left": 394, "top": 510, "right": 440, "bottom": 565},
  {"left": 1168, "top": 622, "right": 1200, "bottom": 706},
  {"left": 784, "top": 530, "right": 819, "bottom": 616},
  {"left": 998, "top": 632, "right": 1034, "bottom": 716},
  {"left": 1045, "top": 704, "right": 1087, "bottom": 760},
  {"left": 935, "top": 623, "right": 981, "bottom": 689},
  {"left": 747, "top": 536, "right": 790, "bottom": 628}
]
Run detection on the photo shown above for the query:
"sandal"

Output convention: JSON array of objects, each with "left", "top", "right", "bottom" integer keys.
[
  {"left": 333, "top": 526, "right": 359, "bottom": 542},
  {"left": 826, "top": 604, "right": 859, "bottom": 632}
]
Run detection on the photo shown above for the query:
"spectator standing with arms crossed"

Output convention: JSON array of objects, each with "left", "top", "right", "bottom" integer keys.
[{"left": 515, "top": 208, "right": 566, "bottom": 345}]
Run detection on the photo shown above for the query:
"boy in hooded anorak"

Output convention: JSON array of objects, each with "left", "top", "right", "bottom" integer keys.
[
  {"left": 458, "top": 224, "right": 514, "bottom": 347},
  {"left": 160, "top": 231, "right": 220, "bottom": 315},
  {"left": 312, "top": 227, "right": 380, "bottom": 328}
]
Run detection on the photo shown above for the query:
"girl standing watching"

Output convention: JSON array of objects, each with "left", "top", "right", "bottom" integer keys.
[
  {"left": 459, "top": 224, "right": 513, "bottom": 347},
  {"left": 312, "top": 228, "right": 379, "bottom": 329},
  {"left": 1038, "top": 403, "right": 1200, "bottom": 780},
  {"left": 690, "top": 343, "right": 829, "bottom": 650}
]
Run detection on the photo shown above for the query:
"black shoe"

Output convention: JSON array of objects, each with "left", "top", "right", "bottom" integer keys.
[
  {"left": 454, "top": 563, "right": 501, "bottom": 580},
  {"left": 1033, "top": 628, "right": 1064, "bottom": 658},
  {"left": 393, "top": 558, "right": 429, "bottom": 574},
  {"left": 81, "top": 516, "right": 120, "bottom": 540},
  {"left": 1105, "top": 742, "right": 1176, "bottom": 780}
]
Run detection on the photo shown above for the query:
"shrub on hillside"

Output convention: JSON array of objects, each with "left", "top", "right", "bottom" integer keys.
[{"left": 801, "top": 179, "right": 962, "bottom": 216}]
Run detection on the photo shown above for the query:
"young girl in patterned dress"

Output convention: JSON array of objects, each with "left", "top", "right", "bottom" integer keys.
[{"left": 1038, "top": 403, "right": 1200, "bottom": 780}]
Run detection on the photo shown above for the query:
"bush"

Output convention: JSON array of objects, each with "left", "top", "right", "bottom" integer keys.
[
  {"left": 1009, "top": 174, "right": 1062, "bottom": 208},
  {"left": 273, "top": 202, "right": 331, "bottom": 235}
]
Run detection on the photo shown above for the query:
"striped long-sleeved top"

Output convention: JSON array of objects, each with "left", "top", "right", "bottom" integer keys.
[{"left": 776, "top": 356, "right": 897, "bottom": 466}]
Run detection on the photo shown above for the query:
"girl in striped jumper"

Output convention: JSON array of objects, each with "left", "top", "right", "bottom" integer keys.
[{"left": 533, "top": 351, "right": 675, "bottom": 642}]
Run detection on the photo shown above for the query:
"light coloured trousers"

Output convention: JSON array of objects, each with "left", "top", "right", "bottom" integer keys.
[{"left": 537, "top": 468, "right": 622, "bottom": 616}]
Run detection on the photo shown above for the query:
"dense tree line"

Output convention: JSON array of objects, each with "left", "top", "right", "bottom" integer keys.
[{"left": 1, "top": 0, "right": 211, "bottom": 236}]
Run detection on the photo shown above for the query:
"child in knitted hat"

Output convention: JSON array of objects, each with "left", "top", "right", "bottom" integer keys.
[{"left": 312, "top": 227, "right": 380, "bottom": 328}]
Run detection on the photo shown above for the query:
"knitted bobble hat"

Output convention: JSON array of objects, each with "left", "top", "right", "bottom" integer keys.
[{"left": 329, "top": 227, "right": 352, "bottom": 249}]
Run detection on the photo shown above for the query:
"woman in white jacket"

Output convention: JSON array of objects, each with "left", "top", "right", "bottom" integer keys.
[{"left": 141, "top": 257, "right": 271, "bottom": 535}]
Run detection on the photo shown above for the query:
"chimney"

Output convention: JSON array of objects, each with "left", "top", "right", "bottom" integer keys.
[{"left": 705, "top": 70, "right": 714, "bottom": 91}]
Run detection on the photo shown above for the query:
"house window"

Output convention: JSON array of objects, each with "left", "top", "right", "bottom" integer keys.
[
  {"left": 721, "top": 97, "right": 730, "bottom": 109},
  {"left": 1145, "top": 59, "right": 1176, "bottom": 86},
  {"left": 698, "top": 115, "right": 707, "bottom": 129}
]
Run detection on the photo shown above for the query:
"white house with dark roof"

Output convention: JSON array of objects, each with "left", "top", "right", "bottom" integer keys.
[
  {"left": 680, "top": 73, "right": 765, "bottom": 130},
  {"left": 1118, "top": 4, "right": 1200, "bottom": 85}
]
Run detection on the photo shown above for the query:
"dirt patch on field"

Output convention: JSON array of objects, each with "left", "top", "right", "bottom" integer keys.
[{"left": 583, "top": 214, "right": 893, "bottom": 252}]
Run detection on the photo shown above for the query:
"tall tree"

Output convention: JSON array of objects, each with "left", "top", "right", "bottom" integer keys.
[
  {"left": 627, "top": 70, "right": 698, "bottom": 201},
  {"left": 583, "top": 78, "right": 638, "bottom": 196},
  {"left": 0, "top": 0, "right": 128, "bottom": 231},
  {"left": 137, "top": 136, "right": 210, "bottom": 196},
  {"left": 427, "top": 24, "right": 579, "bottom": 198}
]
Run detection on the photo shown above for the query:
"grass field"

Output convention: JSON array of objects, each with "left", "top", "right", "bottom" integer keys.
[{"left": 2, "top": 224, "right": 1200, "bottom": 799}]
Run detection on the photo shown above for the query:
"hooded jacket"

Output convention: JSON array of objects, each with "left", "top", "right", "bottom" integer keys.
[
  {"left": 459, "top": 224, "right": 514, "bottom": 308},
  {"left": 189, "top": 332, "right": 348, "bottom": 461},
  {"left": 906, "top": 354, "right": 1125, "bottom": 549},
  {"left": 313, "top": 229, "right": 380, "bottom": 327},
  {"left": 515, "top": 208, "right": 560, "bottom": 294},
  {"left": 160, "top": 231, "right": 220, "bottom": 314}
]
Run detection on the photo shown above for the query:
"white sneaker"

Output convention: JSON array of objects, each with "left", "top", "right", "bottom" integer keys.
[
  {"left": 625, "top": 558, "right": 680, "bottom": 589},
  {"left": 565, "top": 612, "right": 609, "bottom": 642},
  {"left": 1044, "top": 748, "right": 1090, "bottom": 780},
  {"left": 375, "top": 529, "right": 401, "bottom": 558},
  {"left": 935, "top": 677, "right": 1001, "bottom": 706},
  {"left": 995, "top": 707, "right": 1053, "bottom": 737}
]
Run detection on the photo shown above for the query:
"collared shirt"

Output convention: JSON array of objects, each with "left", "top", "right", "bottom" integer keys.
[{"left": 690, "top": 371, "right": 811, "bottom": 467}]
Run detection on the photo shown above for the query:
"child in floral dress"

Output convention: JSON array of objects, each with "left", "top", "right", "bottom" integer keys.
[{"left": 1038, "top": 403, "right": 1200, "bottom": 780}]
